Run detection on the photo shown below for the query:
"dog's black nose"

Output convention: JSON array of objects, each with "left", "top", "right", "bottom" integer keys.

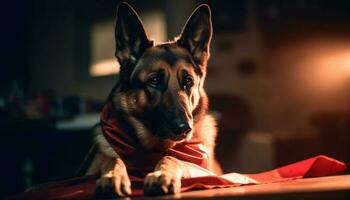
[{"left": 174, "top": 122, "right": 192, "bottom": 135}]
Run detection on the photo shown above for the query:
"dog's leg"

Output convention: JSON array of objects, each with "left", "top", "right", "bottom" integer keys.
[
  {"left": 144, "top": 156, "right": 190, "bottom": 196},
  {"left": 88, "top": 150, "right": 131, "bottom": 198},
  {"left": 87, "top": 127, "right": 132, "bottom": 197}
]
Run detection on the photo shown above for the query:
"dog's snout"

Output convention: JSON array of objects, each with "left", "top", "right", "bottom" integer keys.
[{"left": 174, "top": 122, "right": 192, "bottom": 135}]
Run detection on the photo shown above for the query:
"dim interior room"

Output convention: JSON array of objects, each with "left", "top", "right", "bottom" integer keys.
[{"left": 1, "top": 0, "right": 350, "bottom": 198}]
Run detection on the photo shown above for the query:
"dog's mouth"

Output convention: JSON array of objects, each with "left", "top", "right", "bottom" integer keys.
[
  {"left": 152, "top": 119, "right": 193, "bottom": 142},
  {"left": 170, "top": 132, "right": 190, "bottom": 141},
  {"left": 157, "top": 130, "right": 193, "bottom": 142}
]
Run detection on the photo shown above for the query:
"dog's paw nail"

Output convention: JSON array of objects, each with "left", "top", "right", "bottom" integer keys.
[
  {"left": 122, "top": 183, "right": 132, "bottom": 196},
  {"left": 113, "top": 175, "right": 132, "bottom": 197},
  {"left": 144, "top": 171, "right": 181, "bottom": 196},
  {"left": 94, "top": 177, "right": 117, "bottom": 198},
  {"left": 94, "top": 175, "right": 132, "bottom": 198},
  {"left": 121, "top": 179, "right": 132, "bottom": 196}
]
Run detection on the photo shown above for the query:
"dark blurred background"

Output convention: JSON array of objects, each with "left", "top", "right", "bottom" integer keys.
[{"left": 1, "top": 0, "right": 350, "bottom": 197}]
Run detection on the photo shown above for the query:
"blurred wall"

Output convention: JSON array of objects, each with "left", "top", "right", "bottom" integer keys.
[{"left": 25, "top": 0, "right": 200, "bottom": 102}]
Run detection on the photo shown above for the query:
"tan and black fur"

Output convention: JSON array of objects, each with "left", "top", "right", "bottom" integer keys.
[{"left": 86, "top": 2, "right": 221, "bottom": 197}]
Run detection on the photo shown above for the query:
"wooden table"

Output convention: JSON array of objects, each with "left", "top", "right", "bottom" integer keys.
[{"left": 135, "top": 175, "right": 350, "bottom": 200}]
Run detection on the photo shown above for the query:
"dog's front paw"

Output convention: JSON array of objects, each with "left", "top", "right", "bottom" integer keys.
[
  {"left": 94, "top": 171, "right": 132, "bottom": 198},
  {"left": 144, "top": 171, "right": 181, "bottom": 196}
]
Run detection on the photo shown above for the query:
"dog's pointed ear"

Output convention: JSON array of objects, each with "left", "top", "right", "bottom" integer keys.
[
  {"left": 115, "top": 3, "right": 153, "bottom": 68},
  {"left": 177, "top": 4, "right": 212, "bottom": 68}
]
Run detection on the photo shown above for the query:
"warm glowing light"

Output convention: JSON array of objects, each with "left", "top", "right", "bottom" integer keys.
[
  {"left": 312, "top": 48, "right": 350, "bottom": 91},
  {"left": 294, "top": 40, "right": 350, "bottom": 97},
  {"left": 318, "top": 51, "right": 350, "bottom": 71},
  {"left": 90, "top": 59, "right": 120, "bottom": 76}
]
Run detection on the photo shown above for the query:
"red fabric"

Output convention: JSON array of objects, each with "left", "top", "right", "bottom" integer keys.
[
  {"left": 13, "top": 155, "right": 347, "bottom": 199},
  {"left": 248, "top": 155, "right": 347, "bottom": 183},
  {"left": 100, "top": 102, "right": 209, "bottom": 179}
]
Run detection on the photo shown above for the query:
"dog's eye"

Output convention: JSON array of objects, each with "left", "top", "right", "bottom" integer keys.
[
  {"left": 183, "top": 76, "right": 194, "bottom": 89},
  {"left": 147, "top": 76, "right": 160, "bottom": 87}
]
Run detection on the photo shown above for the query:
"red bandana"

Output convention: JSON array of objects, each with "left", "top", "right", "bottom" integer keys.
[{"left": 100, "top": 102, "right": 209, "bottom": 179}]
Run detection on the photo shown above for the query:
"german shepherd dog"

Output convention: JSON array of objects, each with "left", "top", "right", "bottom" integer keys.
[{"left": 87, "top": 2, "right": 221, "bottom": 197}]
